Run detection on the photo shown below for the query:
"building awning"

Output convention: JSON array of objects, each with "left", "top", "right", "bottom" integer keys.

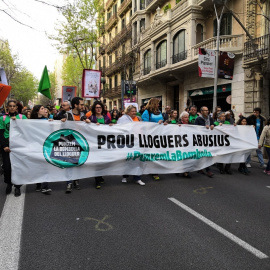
[{"left": 189, "top": 84, "right": 231, "bottom": 96}]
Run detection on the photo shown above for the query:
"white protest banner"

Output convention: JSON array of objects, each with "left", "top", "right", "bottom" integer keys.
[
  {"left": 198, "top": 48, "right": 215, "bottom": 78},
  {"left": 10, "top": 120, "right": 257, "bottom": 185}
]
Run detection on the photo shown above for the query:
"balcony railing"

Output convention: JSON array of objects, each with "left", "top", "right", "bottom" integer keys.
[
  {"left": 99, "top": 45, "right": 105, "bottom": 55},
  {"left": 106, "top": 85, "right": 121, "bottom": 98},
  {"left": 105, "top": 52, "right": 135, "bottom": 77},
  {"left": 192, "top": 35, "right": 244, "bottom": 56},
  {"left": 99, "top": 66, "right": 106, "bottom": 76},
  {"left": 118, "top": 0, "right": 132, "bottom": 17},
  {"left": 146, "top": 0, "right": 154, "bottom": 6},
  {"left": 172, "top": 0, "right": 188, "bottom": 17},
  {"left": 105, "top": 23, "right": 132, "bottom": 54},
  {"left": 105, "top": 13, "right": 118, "bottom": 32},
  {"left": 106, "top": 0, "right": 117, "bottom": 10},
  {"left": 172, "top": 50, "right": 187, "bottom": 64},
  {"left": 244, "top": 34, "right": 269, "bottom": 62},
  {"left": 156, "top": 59, "right": 167, "bottom": 69},
  {"left": 143, "top": 66, "right": 151, "bottom": 75}
]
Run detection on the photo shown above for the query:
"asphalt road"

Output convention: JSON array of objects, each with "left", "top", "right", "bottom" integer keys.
[{"left": 1, "top": 162, "right": 270, "bottom": 270}]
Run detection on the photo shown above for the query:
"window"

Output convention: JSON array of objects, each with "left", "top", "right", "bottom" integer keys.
[
  {"left": 144, "top": 49, "right": 151, "bottom": 75},
  {"left": 122, "top": 18, "right": 126, "bottom": 30},
  {"left": 213, "top": 13, "right": 232, "bottom": 36},
  {"left": 109, "top": 78, "right": 112, "bottom": 89},
  {"left": 114, "top": 75, "right": 118, "bottom": 87},
  {"left": 122, "top": 44, "right": 125, "bottom": 55},
  {"left": 129, "top": 67, "right": 133, "bottom": 80},
  {"left": 109, "top": 55, "right": 112, "bottom": 65},
  {"left": 115, "top": 26, "right": 118, "bottom": 35},
  {"left": 140, "top": 19, "right": 145, "bottom": 31},
  {"left": 173, "top": 30, "right": 186, "bottom": 64},
  {"left": 156, "top": 40, "right": 167, "bottom": 69},
  {"left": 140, "top": 0, "right": 145, "bottom": 9},
  {"left": 113, "top": 4, "right": 117, "bottom": 15},
  {"left": 196, "top": 24, "right": 203, "bottom": 44},
  {"left": 115, "top": 50, "right": 118, "bottom": 59}
]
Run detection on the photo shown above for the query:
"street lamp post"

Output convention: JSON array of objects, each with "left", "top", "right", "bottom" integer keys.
[{"left": 212, "top": 0, "right": 226, "bottom": 110}]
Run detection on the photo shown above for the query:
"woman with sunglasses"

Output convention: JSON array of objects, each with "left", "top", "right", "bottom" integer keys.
[{"left": 0, "top": 100, "right": 27, "bottom": 196}]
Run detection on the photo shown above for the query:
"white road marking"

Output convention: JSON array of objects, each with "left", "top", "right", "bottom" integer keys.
[
  {"left": 0, "top": 186, "right": 26, "bottom": 269},
  {"left": 266, "top": 186, "right": 270, "bottom": 189},
  {"left": 168, "top": 197, "right": 268, "bottom": 259}
]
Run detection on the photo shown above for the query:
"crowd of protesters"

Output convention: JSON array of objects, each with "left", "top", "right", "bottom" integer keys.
[{"left": 0, "top": 96, "right": 269, "bottom": 197}]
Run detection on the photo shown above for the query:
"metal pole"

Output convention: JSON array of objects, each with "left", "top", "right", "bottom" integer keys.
[{"left": 212, "top": 1, "right": 225, "bottom": 111}]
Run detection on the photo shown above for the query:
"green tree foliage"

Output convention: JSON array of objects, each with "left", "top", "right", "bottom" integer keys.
[
  {"left": 0, "top": 40, "right": 38, "bottom": 105},
  {"left": 0, "top": 40, "right": 20, "bottom": 84},
  {"left": 10, "top": 68, "right": 38, "bottom": 106},
  {"left": 49, "top": 0, "right": 101, "bottom": 69},
  {"left": 62, "top": 54, "right": 84, "bottom": 96}
]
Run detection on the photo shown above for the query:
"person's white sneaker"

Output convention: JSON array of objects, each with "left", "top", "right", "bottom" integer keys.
[
  {"left": 121, "top": 178, "right": 127, "bottom": 183},
  {"left": 261, "top": 164, "right": 267, "bottom": 168},
  {"left": 136, "top": 180, "right": 145, "bottom": 186},
  {"left": 246, "top": 163, "right": 251, "bottom": 168}
]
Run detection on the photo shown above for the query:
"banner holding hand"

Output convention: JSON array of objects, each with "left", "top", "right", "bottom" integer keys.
[{"left": 38, "top": 65, "right": 51, "bottom": 99}]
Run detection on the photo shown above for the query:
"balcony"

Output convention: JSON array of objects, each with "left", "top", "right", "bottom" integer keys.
[
  {"left": 172, "top": 50, "right": 187, "bottom": 64},
  {"left": 244, "top": 34, "right": 269, "bottom": 63},
  {"left": 106, "top": 0, "right": 117, "bottom": 10},
  {"left": 145, "top": 0, "right": 168, "bottom": 12},
  {"left": 105, "top": 52, "right": 135, "bottom": 77},
  {"left": 192, "top": 35, "right": 244, "bottom": 56},
  {"left": 99, "top": 66, "right": 106, "bottom": 76},
  {"left": 105, "top": 13, "right": 118, "bottom": 32},
  {"left": 99, "top": 45, "right": 105, "bottom": 55},
  {"left": 143, "top": 66, "right": 151, "bottom": 75},
  {"left": 118, "top": 0, "right": 132, "bottom": 17},
  {"left": 106, "top": 85, "right": 121, "bottom": 98},
  {"left": 105, "top": 23, "right": 132, "bottom": 54},
  {"left": 156, "top": 59, "right": 167, "bottom": 69}
]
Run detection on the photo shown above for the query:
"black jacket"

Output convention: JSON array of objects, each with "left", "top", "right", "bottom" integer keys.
[
  {"left": 194, "top": 115, "right": 214, "bottom": 126},
  {"left": 247, "top": 114, "right": 265, "bottom": 137}
]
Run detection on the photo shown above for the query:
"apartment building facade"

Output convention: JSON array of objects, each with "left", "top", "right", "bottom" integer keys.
[
  {"left": 97, "top": 0, "right": 135, "bottom": 110},
  {"left": 98, "top": 0, "right": 269, "bottom": 116}
]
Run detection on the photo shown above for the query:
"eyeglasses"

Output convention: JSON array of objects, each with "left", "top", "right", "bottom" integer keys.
[{"left": 95, "top": 106, "right": 102, "bottom": 109}]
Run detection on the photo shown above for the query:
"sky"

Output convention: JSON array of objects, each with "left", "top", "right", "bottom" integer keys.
[{"left": 0, "top": 0, "right": 67, "bottom": 78}]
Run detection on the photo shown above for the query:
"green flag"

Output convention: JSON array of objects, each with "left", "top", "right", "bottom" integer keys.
[{"left": 38, "top": 65, "right": 51, "bottom": 99}]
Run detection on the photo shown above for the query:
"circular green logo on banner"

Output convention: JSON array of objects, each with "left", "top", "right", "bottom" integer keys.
[{"left": 43, "top": 129, "right": 89, "bottom": 169}]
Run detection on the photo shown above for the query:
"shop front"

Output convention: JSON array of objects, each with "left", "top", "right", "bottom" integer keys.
[{"left": 189, "top": 84, "right": 231, "bottom": 113}]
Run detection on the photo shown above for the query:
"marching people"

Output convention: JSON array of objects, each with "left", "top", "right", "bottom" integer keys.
[
  {"left": 162, "top": 105, "right": 171, "bottom": 121},
  {"left": 189, "top": 105, "right": 198, "bottom": 124},
  {"left": 212, "top": 106, "right": 222, "bottom": 122},
  {"left": 111, "top": 110, "right": 119, "bottom": 124},
  {"left": 55, "top": 100, "right": 71, "bottom": 120},
  {"left": 60, "top": 97, "right": 87, "bottom": 193},
  {"left": 195, "top": 106, "right": 214, "bottom": 178},
  {"left": 0, "top": 100, "right": 27, "bottom": 196},
  {"left": 165, "top": 110, "right": 179, "bottom": 124},
  {"left": 142, "top": 98, "right": 164, "bottom": 180},
  {"left": 117, "top": 105, "right": 145, "bottom": 185},
  {"left": 214, "top": 111, "right": 233, "bottom": 174},
  {"left": 259, "top": 117, "right": 270, "bottom": 175},
  {"left": 236, "top": 116, "right": 250, "bottom": 175},
  {"left": 246, "top": 107, "right": 266, "bottom": 168},
  {"left": 30, "top": 105, "right": 53, "bottom": 194},
  {"left": 89, "top": 101, "right": 111, "bottom": 189},
  {"left": 178, "top": 111, "right": 191, "bottom": 178}
]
